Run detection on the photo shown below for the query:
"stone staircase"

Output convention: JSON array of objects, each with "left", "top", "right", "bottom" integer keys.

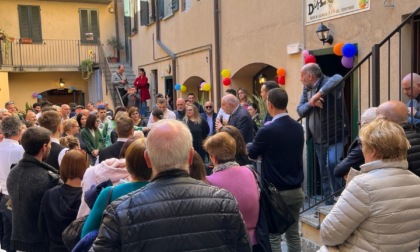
[{"left": 300, "top": 205, "right": 334, "bottom": 252}]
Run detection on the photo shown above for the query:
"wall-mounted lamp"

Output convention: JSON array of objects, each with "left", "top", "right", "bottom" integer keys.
[
  {"left": 108, "top": 7, "right": 115, "bottom": 13},
  {"left": 316, "top": 23, "right": 334, "bottom": 45},
  {"left": 59, "top": 78, "right": 65, "bottom": 88},
  {"left": 258, "top": 73, "right": 267, "bottom": 84}
]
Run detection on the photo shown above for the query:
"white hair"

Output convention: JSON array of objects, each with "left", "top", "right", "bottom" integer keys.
[{"left": 146, "top": 119, "right": 192, "bottom": 172}]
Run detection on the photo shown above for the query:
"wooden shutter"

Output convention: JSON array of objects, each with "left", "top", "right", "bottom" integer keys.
[
  {"left": 18, "top": 5, "right": 42, "bottom": 42},
  {"left": 90, "top": 10, "right": 100, "bottom": 43},
  {"left": 31, "top": 6, "right": 42, "bottom": 43},
  {"left": 140, "top": 0, "right": 149, "bottom": 26},
  {"left": 157, "top": 0, "right": 164, "bottom": 19},
  {"left": 18, "top": 5, "right": 30, "bottom": 38},
  {"left": 80, "top": 9, "right": 99, "bottom": 44}
]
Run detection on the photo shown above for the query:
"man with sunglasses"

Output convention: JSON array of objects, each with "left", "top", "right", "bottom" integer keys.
[
  {"left": 200, "top": 101, "right": 217, "bottom": 136},
  {"left": 5, "top": 101, "right": 24, "bottom": 121}
]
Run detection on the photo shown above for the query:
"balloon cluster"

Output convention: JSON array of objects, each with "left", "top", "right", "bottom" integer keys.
[
  {"left": 333, "top": 42, "right": 357, "bottom": 68},
  {"left": 32, "top": 92, "right": 42, "bottom": 99},
  {"left": 276, "top": 68, "right": 286, "bottom": 86},
  {"left": 175, "top": 83, "right": 187, "bottom": 92},
  {"left": 221, "top": 69, "right": 231, "bottom": 86},
  {"left": 68, "top": 86, "right": 75, "bottom": 93},
  {"left": 302, "top": 49, "right": 317, "bottom": 64},
  {"left": 199, "top": 82, "right": 211, "bottom": 92}
]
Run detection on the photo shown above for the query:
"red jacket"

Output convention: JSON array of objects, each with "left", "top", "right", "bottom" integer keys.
[{"left": 133, "top": 75, "right": 151, "bottom": 101}]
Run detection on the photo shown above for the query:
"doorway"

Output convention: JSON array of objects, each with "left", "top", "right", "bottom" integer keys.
[
  {"left": 39, "top": 89, "right": 85, "bottom": 105},
  {"left": 164, "top": 76, "right": 173, "bottom": 109}
]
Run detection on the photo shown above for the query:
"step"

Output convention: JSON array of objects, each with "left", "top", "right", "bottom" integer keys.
[
  {"left": 318, "top": 205, "right": 334, "bottom": 224},
  {"left": 300, "top": 212, "right": 322, "bottom": 246}
]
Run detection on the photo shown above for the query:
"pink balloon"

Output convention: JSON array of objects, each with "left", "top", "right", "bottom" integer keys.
[
  {"left": 302, "top": 50, "right": 310, "bottom": 58},
  {"left": 341, "top": 56, "right": 354, "bottom": 68},
  {"left": 304, "top": 55, "right": 316, "bottom": 64}
]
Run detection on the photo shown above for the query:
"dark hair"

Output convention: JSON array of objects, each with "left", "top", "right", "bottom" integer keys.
[
  {"left": 125, "top": 138, "right": 152, "bottom": 180},
  {"left": 264, "top": 81, "right": 279, "bottom": 92},
  {"left": 268, "top": 88, "right": 288, "bottom": 110},
  {"left": 189, "top": 151, "right": 208, "bottom": 182},
  {"left": 152, "top": 108, "right": 164, "bottom": 120},
  {"left": 32, "top": 102, "right": 40, "bottom": 109},
  {"left": 85, "top": 114, "right": 98, "bottom": 130},
  {"left": 119, "top": 134, "right": 143, "bottom": 158},
  {"left": 116, "top": 116, "right": 134, "bottom": 138},
  {"left": 138, "top": 67, "right": 145, "bottom": 73},
  {"left": 225, "top": 89, "right": 237, "bottom": 96},
  {"left": 60, "top": 149, "right": 88, "bottom": 182},
  {"left": 219, "top": 125, "right": 249, "bottom": 166},
  {"left": 21, "top": 127, "right": 51, "bottom": 156},
  {"left": 128, "top": 107, "right": 139, "bottom": 118},
  {"left": 76, "top": 113, "right": 86, "bottom": 128},
  {"left": 38, "top": 111, "right": 62, "bottom": 134},
  {"left": 250, "top": 103, "right": 259, "bottom": 113},
  {"left": 187, "top": 93, "right": 195, "bottom": 97},
  {"left": 155, "top": 93, "right": 164, "bottom": 99},
  {"left": 40, "top": 101, "right": 52, "bottom": 108}
]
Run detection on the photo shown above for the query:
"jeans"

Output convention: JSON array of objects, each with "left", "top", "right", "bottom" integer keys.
[
  {"left": 314, "top": 141, "right": 345, "bottom": 203},
  {"left": 269, "top": 187, "right": 304, "bottom": 252},
  {"left": 0, "top": 195, "right": 14, "bottom": 252},
  {"left": 139, "top": 100, "right": 147, "bottom": 116}
]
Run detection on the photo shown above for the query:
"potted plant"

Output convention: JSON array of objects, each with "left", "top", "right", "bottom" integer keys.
[
  {"left": 80, "top": 50, "right": 96, "bottom": 80},
  {"left": 107, "top": 35, "right": 124, "bottom": 63},
  {"left": 0, "top": 29, "right": 14, "bottom": 62}
]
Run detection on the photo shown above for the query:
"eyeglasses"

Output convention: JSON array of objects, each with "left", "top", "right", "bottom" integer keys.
[
  {"left": 96, "top": 120, "right": 101, "bottom": 123},
  {"left": 186, "top": 109, "right": 193, "bottom": 112},
  {"left": 205, "top": 106, "right": 213, "bottom": 109}
]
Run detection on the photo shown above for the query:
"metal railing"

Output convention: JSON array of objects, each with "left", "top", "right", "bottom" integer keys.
[
  {"left": 301, "top": 7, "right": 420, "bottom": 213},
  {"left": 0, "top": 39, "right": 99, "bottom": 69}
]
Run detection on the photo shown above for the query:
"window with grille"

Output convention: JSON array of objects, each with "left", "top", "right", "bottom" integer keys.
[
  {"left": 79, "top": 9, "right": 100, "bottom": 44},
  {"left": 18, "top": 5, "right": 42, "bottom": 43}
]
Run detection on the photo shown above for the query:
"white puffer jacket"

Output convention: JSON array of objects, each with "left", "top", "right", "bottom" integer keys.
[{"left": 321, "top": 160, "right": 420, "bottom": 252}]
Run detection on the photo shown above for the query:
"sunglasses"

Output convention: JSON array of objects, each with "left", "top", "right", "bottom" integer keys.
[{"left": 205, "top": 106, "right": 213, "bottom": 109}]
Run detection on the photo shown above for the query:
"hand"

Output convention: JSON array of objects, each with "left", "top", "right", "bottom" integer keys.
[
  {"left": 309, "top": 92, "right": 323, "bottom": 107},
  {"left": 92, "top": 150, "right": 99, "bottom": 157},
  {"left": 408, "top": 107, "right": 417, "bottom": 115},
  {"left": 215, "top": 119, "right": 223, "bottom": 132}
]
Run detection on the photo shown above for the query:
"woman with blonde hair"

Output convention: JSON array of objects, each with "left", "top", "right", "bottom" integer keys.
[
  {"left": 183, "top": 104, "right": 209, "bottom": 160},
  {"left": 237, "top": 88, "right": 250, "bottom": 109},
  {"left": 204, "top": 132, "right": 260, "bottom": 250},
  {"left": 62, "top": 118, "right": 86, "bottom": 150},
  {"left": 39, "top": 149, "right": 89, "bottom": 252},
  {"left": 320, "top": 118, "right": 420, "bottom": 251}
]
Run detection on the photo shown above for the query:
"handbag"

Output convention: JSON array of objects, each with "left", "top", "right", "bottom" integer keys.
[{"left": 63, "top": 186, "right": 114, "bottom": 251}]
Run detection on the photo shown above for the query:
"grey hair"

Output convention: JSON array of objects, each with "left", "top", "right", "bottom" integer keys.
[
  {"left": 360, "top": 107, "right": 377, "bottom": 126},
  {"left": 1, "top": 116, "right": 22, "bottom": 138},
  {"left": 302, "top": 63, "right": 323, "bottom": 79}
]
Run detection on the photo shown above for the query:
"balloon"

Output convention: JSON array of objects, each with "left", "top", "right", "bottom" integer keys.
[
  {"left": 175, "top": 84, "right": 181, "bottom": 90},
  {"left": 341, "top": 56, "right": 354, "bottom": 68},
  {"left": 180, "top": 85, "right": 187, "bottom": 92},
  {"left": 304, "top": 55, "right": 316, "bottom": 64},
  {"left": 342, "top": 43, "right": 357, "bottom": 57},
  {"left": 68, "top": 89, "right": 73, "bottom": 93},
  {"left": 222, "top": 77, "right": 231, "bottom": 86},
  {"left": 333, "top": 42, "right": 344, "bottom": 56},
  {"left": 276, "top": 68, "right": 286, "bottom": 77},
  {"left": 221, "top": 69, "right": 231, "bottom": 78},
  {"left": 203, "top": 83, "right": 211, "bottom": 91},
  {"left": 277, "top": 76, "right": 286, "bottom": 85},
  {"left": 32, "top": 93, "right": 38, "bottom": 98},
  {"left": 37, "top": 94, "right": 42, "bottom": 99},
  {"left": 302, "top": 50, "right": 310, "bottom": 58}
]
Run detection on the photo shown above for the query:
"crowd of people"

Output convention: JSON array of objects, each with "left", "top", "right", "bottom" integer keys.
[{"left": 0, "top": 65, "right": 420, "bottom": 251}]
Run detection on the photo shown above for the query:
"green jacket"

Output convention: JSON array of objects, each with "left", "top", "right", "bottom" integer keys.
[{"left": 81, "top": 128, "right": 104, "bottom": 153}]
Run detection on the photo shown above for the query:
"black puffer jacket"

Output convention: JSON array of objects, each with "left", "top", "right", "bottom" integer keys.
[
  {"left": 90, "top": 169, "right": 251, "bottom": 252},
  {"left": 404, "top": 126, "right": 420, "bottom": 176}
]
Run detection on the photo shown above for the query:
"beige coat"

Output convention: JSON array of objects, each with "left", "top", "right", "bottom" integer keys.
[{"left": 320, "top": 160, "right": 420, "bottom": 252}]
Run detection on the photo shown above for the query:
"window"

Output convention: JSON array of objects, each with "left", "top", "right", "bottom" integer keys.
[
  {"left": 140, "top": 0, "right": 150, "bottom": 26},
  {"left": 181, "top": 0, "right": 191, "bottom": 12},
  {"left": 18, "top": 5, "right": 42, "bottom": 43},
  {"left": 158, "top": 0, "right": 176, "bottom": 19},
  {"left": 132, "top": 0, "right": 139, "bottom": 32},
  {"left": 79, "top": 9, "right": 100, "bottom": 44}
]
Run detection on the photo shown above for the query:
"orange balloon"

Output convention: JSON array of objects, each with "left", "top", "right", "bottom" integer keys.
[
  {"left": 276, "top": 68, "right": 286, "bottom": 77},
  {"left": 333, "top": 42, "right": 344, "bottom": 56}
]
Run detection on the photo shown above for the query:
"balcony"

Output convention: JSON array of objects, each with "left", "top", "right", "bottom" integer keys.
[
  {"left": 39, "top": 0, "right": 112, "bottom": 4},
  {"left": 0, "top": 39, "right": 100, "bottom": 72}
]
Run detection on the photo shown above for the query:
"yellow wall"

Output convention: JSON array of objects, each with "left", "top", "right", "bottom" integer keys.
[{"left": 0, "top": 72, "right": 11, "bottom": 105}]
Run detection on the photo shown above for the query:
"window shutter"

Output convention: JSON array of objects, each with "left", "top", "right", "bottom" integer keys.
[
  {"left": 150, "top": 0, "right": 156, "bottom": 22},
  {"left": 171, "top": 0, "right": 179, "bottom": 11},
  {"left": 90, "top": 10, "right": 100, "bottom": 43},
  {"left": 30, "top": 6, "right": 42, "bottom": 43},
  {"left": 157, "top": 0, "right": 164, "bottom": 19},
  {"left": 140, "top": 0, "right": 149, "bottom": 26},
  {"left": 18, "top": 6, "right": 30, "bottom": 38},
  {"left": 80, "top": 10, "right": 89, "bottom": 44}
]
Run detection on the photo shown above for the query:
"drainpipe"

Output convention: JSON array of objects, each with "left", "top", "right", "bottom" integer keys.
[
  {"left": 155, "top": 0, "right": 177, "bottom": 88},
  {"left": 214, "top": 0, "right": 221, "bottom": 107},
  {"left": 114, "top": 0, "right": 120, "bottom": 60}
]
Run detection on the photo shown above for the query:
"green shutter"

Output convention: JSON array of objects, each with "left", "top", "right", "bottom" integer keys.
[
  {"left": 80, "top": 9, "right": 99, "bottom": 44},
  {"left": 18, "top": 5, "right": 30, "bottom": 38},
  {"left": 140, "top": 0, "right": 149, "bottom": 26},
  {"left": 90, "top": 10, "right": 99, "bottom": 43},
  {"left": 171, "top": 0, "right": 179, "bottom": 11},
  {"left": 80, "top": 10, "right": 89, "bottom": 44},
  {"left": 31, "top": 6, "right": 42, "bottom": 43},
  {"left": 157, "top": 0, "right": 164, "bottom": 19}
]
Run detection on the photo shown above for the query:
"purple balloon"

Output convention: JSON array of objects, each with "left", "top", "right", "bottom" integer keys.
[
  {"left": 341, "top": 56, "right": 354, "bottom": 68},
  {"left": 302, "top": 50, "right": 310, "bottom": 58}
]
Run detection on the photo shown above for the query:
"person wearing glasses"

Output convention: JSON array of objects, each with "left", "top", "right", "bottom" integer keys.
[
  {"left": 5, "top": 101, "right": 24, "bottom": 121},
  {"left": 200, "top": 101, "right": 217, "bottom": 136},
  {"left": 81, "top": 114, "right": 104, "bottom": 166},
  {"left": 62, "top": 118, "right": 86, "bottom": 151}
]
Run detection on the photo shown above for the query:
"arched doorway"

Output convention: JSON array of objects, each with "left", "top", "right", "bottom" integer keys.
[
  {"left": 183, "top": 76, "right": 210, "bottom": 104},
  {"left": 38, "top": 89, "right": 85, "bottom": 105}
]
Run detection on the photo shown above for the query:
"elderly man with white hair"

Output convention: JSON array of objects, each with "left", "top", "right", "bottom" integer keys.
[
  {"left": 91, "top": 119, "right": 251, "bottom": 251},
  {"left": 218, "top": 94, "right": 254, "bottom": 143},
  {"left": 401, "top": 73, "right": 420, "bottom": 126}
]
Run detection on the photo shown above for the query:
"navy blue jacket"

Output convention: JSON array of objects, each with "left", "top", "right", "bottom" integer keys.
[
  {"left": 200, "top": 112, "right": 217, "bottom": 136},
  {"left": 248, "top": 115, "right": 304, "bottom": 190},
  {"left": 228, "top": 106, "right": 254, "bottom": 143}
]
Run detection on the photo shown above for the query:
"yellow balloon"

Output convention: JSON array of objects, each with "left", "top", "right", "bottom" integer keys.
[
  {"left": 203, "top": 83, "right": 211, "bottom": 91},
  {"left": 221, "top": 69, "right": 231, "bottom": 78},
  {"left": 180, "top": 85, "right": 187, "bottom": 92}
]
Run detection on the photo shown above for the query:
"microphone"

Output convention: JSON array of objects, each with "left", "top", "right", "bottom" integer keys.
[{"left": 219, "top": 115, "right": 224, "bottom": 126}]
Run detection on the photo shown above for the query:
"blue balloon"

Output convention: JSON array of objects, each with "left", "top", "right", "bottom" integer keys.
[
  {"left": 342, "top": 43, "right": 357, "bottom": 58},
  {"left": 37, "top": 94, "right": 42, "bottom": 99},
  {"left": 70, "top": 86, "right": 75, "bottom": 91},
  {"left": 175, "top": 84, "right": 181, "bottom": 91}
]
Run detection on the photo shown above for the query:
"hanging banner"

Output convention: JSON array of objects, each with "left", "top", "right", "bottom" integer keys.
[{"left": 305, "top": 0, "right": 370, "bottom": 25}]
